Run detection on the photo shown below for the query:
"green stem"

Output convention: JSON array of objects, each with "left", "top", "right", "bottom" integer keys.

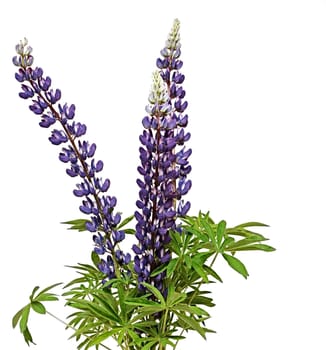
[{"left": 158, "top": 309, "right": 169, "bottom": 350}]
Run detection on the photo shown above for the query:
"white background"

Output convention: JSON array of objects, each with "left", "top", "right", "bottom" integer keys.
[{"left": 1, "top": 0, "right": 326, "bottom": 349}]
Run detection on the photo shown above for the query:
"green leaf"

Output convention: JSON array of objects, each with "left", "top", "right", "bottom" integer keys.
[
  {"left": 61, "top": 218, "right": 89, "bottom": 231},
  {"left": 124, "top": 228, "right": 136, "bottom": 235},
  {"left": 68, "top": 298, "right": 121, "bottom": 324},
  {"left": 225, "top": 236, "right": 267, "bottom": 250},
  {"left": 230, "top": 243, "right": 276, "bottom": 252},
  {"left": 189, "top": 295, "right": 215, "bottom": 308},
  {"left": 117, "top": 284, "right": 126, "bottom": 317},
  {"left": 175, "top": 312, "right": 207, "bottom": 339},
  {"left": 166, "top": 288, "right": 187, "bottom": 307},
  {"left": 19, "top": 305, "right": 30, "bottom": 333},
  {"left": 192, "top": 261, "right": 209, "bottom": 283},
  {"left": 29, "top": 286, "right": 40, "bottom": 301},
  {"left": 169, "top": 230, "right": 182, "bottom": 255},
  {"left": 220, "top": 236, "right": 235, "bottom": 251},
  {"left": 193, "top": 252, "right": 214, "bottom": 265},
  {"left": 117, "top": 326, "right": 126, "bottom": 346},
  {"left": 174, "top": 303, "right": 210, "bottom": 316},
  {"left": 226, "top": 227, "right": 265, "bottom": 238},
  {"left": 184, "top": 226, "right": 208, "bottom": 242},
  {"left": 88, "top": 299, "right": 121, "bottom": 323},
  {"left": 151, "top": 262, "right": 168, "bottom": 277},
  {"left": 222, "top": 253, "right": 249, "bottom": 278},
  {"left": 131, "top": 305, "right": 166, "bottom": 321},
  {"left": 216, "top": 220, "right": 226, "bottom": 248},
  {"left": 203, "top": 264, "right": 223, "bottom": 283},
  {"left": 235, "top": 221, "right": 269, "bottom": 228},
  {"left": 23, "top": 326, "right": 36, "bottom": 346},
  {"left": 36, "top": 282, "right": 62, "bottom": 297},
  {"left": 167, "top": 258, "right": 178, "bottom": 277},
  {"left": 36, "top": 293, "right": 59, "bottom": 302},
  {"left": 91, "top": 251, "right": 100, "bottom": 266},
  {"left": 97, "top": 291, "right": 119, "bottom": 314},
  {"left": 124, "top": 297, "right": 159, "bottom": 307},
  {"left": 12, "top": 306, "right": 25, "bottom": 329},
  {"left": 117, "top": 214, "right": 134, "bottom": 229},
  {"left": 184, "top": 254, "right": 192, "bottom": 269},
  {"left": 141, "top": 282, "right": 166, "bottom": 305},
  {"left": 86, "top": 329, "right": 119, "bottom": 347},
  {"left": 142, "top": 340, "right": 158, "bottom": 350},
  {"left": 198, "top": 214, "right": 215, "bottom": 242},
  {"left": 63, "top": 277, "right": 88, "bottom": 289},
  {"left": 31, "top": 301, "right": 46, "bottom": 314}
]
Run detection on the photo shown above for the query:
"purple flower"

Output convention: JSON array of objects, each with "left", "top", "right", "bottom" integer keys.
[
  {"left": 13, "top": 38, "right": 129, "bottom": 281},
  {"left": 49, "top": 129, "right": 68, "bottom": 145},
  {"left": 133, "top": 19, "right": 192, "bottom": 293}
]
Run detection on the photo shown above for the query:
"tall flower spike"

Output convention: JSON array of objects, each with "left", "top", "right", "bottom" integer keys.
[
  {"left": 13, "top": 39, "right": 130, "bottom": 281},
  {"left": 133, "top": 19, "right": 192, "bottom": 294}
]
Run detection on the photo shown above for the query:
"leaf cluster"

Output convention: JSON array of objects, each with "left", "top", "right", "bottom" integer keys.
[
  {"left": 12, "top": 212, "right": 274, "bottom": 349},
  {"left": 12, "top": 283, "right": 62, "bottom": 346}
]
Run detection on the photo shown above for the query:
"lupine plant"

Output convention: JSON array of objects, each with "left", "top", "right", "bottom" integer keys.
[{"left": 12, "top": 19, "right": 275, "bottom": 350}]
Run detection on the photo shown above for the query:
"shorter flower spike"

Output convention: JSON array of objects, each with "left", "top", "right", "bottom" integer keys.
[{"left": 13, "top": 38, "right": 130, "bottom": 282}]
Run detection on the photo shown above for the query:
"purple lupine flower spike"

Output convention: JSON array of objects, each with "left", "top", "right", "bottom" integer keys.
[
  {"left": 13, "top": 38, "right": 130, "bottom": 281},
  {"left": 133, "top": 19, "right": 192, "bottom": 293}
]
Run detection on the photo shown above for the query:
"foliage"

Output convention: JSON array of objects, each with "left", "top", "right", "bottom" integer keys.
[{"left": 13, "top": 213, "right": 274, "bottom": 349}]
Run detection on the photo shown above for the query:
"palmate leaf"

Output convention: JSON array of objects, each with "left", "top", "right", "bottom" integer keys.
[{"left": 12, "top": 283, "right": 62, "bottom": 346}]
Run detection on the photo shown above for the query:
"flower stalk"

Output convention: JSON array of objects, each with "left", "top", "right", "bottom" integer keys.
[{"left": 13, "top": 38, "right": 130, "bottom": 281}]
